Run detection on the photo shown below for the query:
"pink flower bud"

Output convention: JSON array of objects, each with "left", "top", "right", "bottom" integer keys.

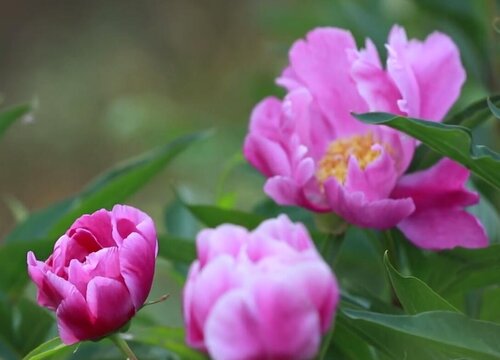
[
  {"left": 183, "top": 215, "right": 339, "bottom": 360},
  {"left": 27, "top": 205, "right": 158, "bottom": 344}
]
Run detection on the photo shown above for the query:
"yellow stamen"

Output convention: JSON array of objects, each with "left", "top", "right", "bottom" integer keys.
[{"left": 316, "top": 133, "right": 381, "bottom": 185}]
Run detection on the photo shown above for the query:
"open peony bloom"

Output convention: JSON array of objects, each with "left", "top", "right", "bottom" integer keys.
[
  {"left": 27, "top": 205, "right": 158, "bottom": 344},
  {"left": 183, "top": 215, "right": 339, "bottom": 360},
  {"left": 244, "top": 25, "right": 488, "bottom": 250}
]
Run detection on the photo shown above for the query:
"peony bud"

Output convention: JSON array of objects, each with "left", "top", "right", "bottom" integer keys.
[{"left": 27, "top": 205, "right": 158, "bottom": 344}]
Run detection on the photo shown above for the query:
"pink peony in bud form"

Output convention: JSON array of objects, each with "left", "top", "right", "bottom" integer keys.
[
  {"left": 244, "top": 25, "right": 488, "bottom": 250},
  {"left": 27, "top": 205, "right": 158, "bottom": 344},
  {"left": 183, "top": 215, "right": 339, "bottom": 360}
]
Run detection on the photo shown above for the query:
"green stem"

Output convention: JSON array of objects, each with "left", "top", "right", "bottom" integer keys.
[
  {"left": 384, "top": 230, "right": 398, "bottom": 269},
  {"left": 110, "top": 334, "right": 138, "bottom": 360}
]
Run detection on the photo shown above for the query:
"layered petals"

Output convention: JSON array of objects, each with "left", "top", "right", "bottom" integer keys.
[
  {"left": 183, "top": 216, "right": 339, "bottom": 360},
  {"left": 243, "top": 24, "right": 482, "bottom": 250},
  {"left": 392, "top": 159, "right": 488, "bottom": 249},
  {"left": 27, "top": 205, "right": 158, "bottom": 344}
]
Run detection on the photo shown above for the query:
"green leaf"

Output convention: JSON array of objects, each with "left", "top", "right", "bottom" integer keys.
[
  {"left": 446, "top": 95, "right": 500, "bottom": 127},
  {"left": 14, "top": 299, "right": 54, "bottom": 356},
  {"left": 487, "top": 96, "right": 500, "bottom": 119},
  {"left": 157, "top": 235, "right": 196, "bottom": 263},
  {"left": 184, "top": 204, "right": 265, "bottom": 229},
  {"left": 0, "top": 239, "right": 54, "bottom": 296},
  {"left": 384, "top": 252, "right": 459, "bottom": 315},
  {"left": 342, "top": 309, "right": 500, "bottom": 359},
  {"left": 130, "top": 326, "right": 207, "bottom": 360},
  {"left": 23, "top": 337, "right": 75, "bottom": 360},
  {"left": 354, "top": 112, "right": 500, "bottom": 189},
  {"left": 6, "top": 132, "right": 208, "bottom": 243},
  {"left": 0, "top": 104, "right": 32, "bottom": 139}
]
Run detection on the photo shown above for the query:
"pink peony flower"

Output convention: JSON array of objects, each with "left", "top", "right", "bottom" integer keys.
[
  {"left": 27, "top": 205, "right": 158, "bottom": 344},
  {"left": 244, "top": 25, "right": 487, "bottom": 250},
  {"left": 183, "top": 215, "right": 339, "bottom": 360}
]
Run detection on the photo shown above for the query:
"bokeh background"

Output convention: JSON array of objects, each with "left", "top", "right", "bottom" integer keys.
[{"left": 0, "top": 0, "right": 499, "bottom": 346}]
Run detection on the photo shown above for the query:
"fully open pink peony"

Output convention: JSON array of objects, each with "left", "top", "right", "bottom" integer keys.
[
  {"left": 27, "top": 205, "right": 158, "bottom": 344},
  {"left": 183, "top": 215, "right": 339, "bottom": 360},
  {"left": 244, "top": 25, "right": 487, "bottom": 250}
]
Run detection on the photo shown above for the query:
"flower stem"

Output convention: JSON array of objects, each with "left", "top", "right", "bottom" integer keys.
[{"left": 110, "top": 334, "right": 138, "bottom": 360}]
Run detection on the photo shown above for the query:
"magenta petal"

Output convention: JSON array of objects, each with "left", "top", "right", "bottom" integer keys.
[
  {"left": 324, "top": 178, "right": 415, "bottom": 229},
  {"left": 55, "top": 285, "right": 94, "bottom": 344},
  {"left": 86, "top": 276, "right": 135, "bottom": 336},
  {"left": 119, "top": 232, "right": 156, "bottom": 310},
  {"left": 68, "top": 209, "right": 114, "bottom": 247},
  {"left": 204, "top": 289, "right": 262, "bottom": 360},
  {"left": 392, "top": 158, "right": 479, "bottom": 209},
  {"left": 111, "top": 205, "right": 157, "bottom": 254},
  {"left": 398, "top": 208, "right": 488, "bottom": 250}
]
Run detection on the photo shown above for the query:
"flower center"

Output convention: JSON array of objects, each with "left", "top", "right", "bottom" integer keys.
[{"left": 316, "top": 133, "right": 381, "bottom": 185}]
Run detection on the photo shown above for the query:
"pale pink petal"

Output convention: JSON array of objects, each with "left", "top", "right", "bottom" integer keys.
[
  {"left": 119, "top": 232, "right": 156, "bottom": 310},
  {"left": 86, "top": 276, "right": 135, "bottom": 336},
  {"left": 185, "top": 256, "right": 240, "bottom": 349},
  {"left": 324, "top": 178, "right": 415, "bottom": 229},
  {"left": 204, "top": 289, "right": 262, "bottom": 360},
  {"left": 398, "top": 208, "right": 488, "bottom": 250},
  {"left": 392, "top": 158, "right": 479, "bottom": 209},
  {"left": 248, "top": 97, "right": 282, "bottom": 140},
  {"left": 253, "top": 274, "right": 321, "bottom": 359},
  {"left": 196, "top": 225, "right": 248, "bottom": 267}
]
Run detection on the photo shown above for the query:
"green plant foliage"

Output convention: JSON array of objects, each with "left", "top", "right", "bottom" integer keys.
[
  {"left": 487, "top": 97, "right": 500, "bottom": 119},
  {"left": 384, "top": 252, "right": 459, "bottom": 314},
  {"left": 5, "top": 132, "right": 209, "bottom": 243},
  {"left": 22, "top": 338, "right": 76, "bottom": 360},
  {"left": 354, "top": 112, "right": 500, "bottom": 189},
  {"left": 0, "top": 104, "right": 32, "bottom": 140},
  {"left": 342, "top": 309, "right": 500, "bottom": 359},
  {"left": 183, "top": 203, "right": 265, "bottom": 229},
  {"left": 157, "top": 235, "right": 197, "bottom": 264}
]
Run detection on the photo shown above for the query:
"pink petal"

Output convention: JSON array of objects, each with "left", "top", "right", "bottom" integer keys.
[
  {"left": 324, "top": 178, "right": 415, "bottom": 229},
  {"left": 204, "top": 289, "right": 262, "bottom": 360},
  {"left": 288, "top": 28, "right": 369, "bottom": 136},
  {"left": 248, "top": 97, "right": 283, "bottom": 140},
  {"left": 253, "top": 274, "right": 321, "bottom": 359},
  {"left": 196, "top": 225, "right": 248, "bottom": 267},
  {"left": 398, "top": 208, "right": 488, "bottom": 250},
  {"left": 344, "top": 146, "right": 399, "bottom": 200},
  {"left": 56, "top": 286, "right": 95, "bottom": 344},
  {"left": 386, "top": 25, "right": 465, "bottom": 120},
  {"left": 350, "top": 39, "right": 401, "bottom": 114},
  {"left": 119, "top": 232, "right": 156, "bottom": 310},
  {"left": 68, "top": 209, "right": 115, "bottom": 248},
  {"left": 244, "top": 134, "right": 291, "bottom": 177},
  {"left": 392, "top": 158, "right": 479, "bottom": 210},
  {"left": 264, "top": 176, "right": 328, "bottom": 212},
  {"left": 185, "top": 256, "right": 240, "bottom": 349},
  {"left": 111, "top": 205, "right": 157, "bottom": 254},
  {"left": 86, "top": 276, "right": 135, "bottom": 336}
]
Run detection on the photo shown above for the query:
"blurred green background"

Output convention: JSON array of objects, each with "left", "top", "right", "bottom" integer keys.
[{"left": 0, "top": 0, "right": 498, "bottom": 238}]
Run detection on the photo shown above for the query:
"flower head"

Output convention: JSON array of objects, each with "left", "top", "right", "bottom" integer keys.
[
  {"left": 27, "top": 205, "right": 158, "bottom": 344},
  {"left": 183, "top": 215, "right": 339, "bottom": 360},
  {"left": 244, "top": 25, "right": 487, "bottom": 249}
]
